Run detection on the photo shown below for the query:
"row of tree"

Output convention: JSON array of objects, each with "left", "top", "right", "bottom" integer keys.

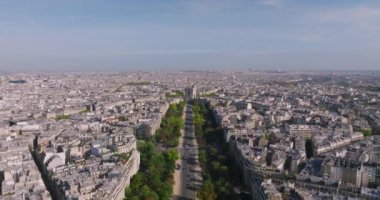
[
  {"left": 192, "top": 100, "right": 246, "bottom": 200},
  {"left": 155, "top": 102, "right": 185, "bottom": 147},
  {"left": 165, "top": 91, "right": 184, "bottom": 98},
  {"left": 124, "top": 102, "right": 184, "bottom": 200}
]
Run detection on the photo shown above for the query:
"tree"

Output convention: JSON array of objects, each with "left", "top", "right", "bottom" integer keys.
[
  {"left": 193, "top": 113, "right": 205, "bottom": 126},
  {"left": 156, "top": 181, "right": 172, "bottom": 200},
  {"left": 209, "top": 147, "right": 218, "bottom": 158},
  {"left": 125, "top": 102, "right": 185, "bottom": 200},
  {"left": 197, "top": 180, "right": 217, "bottom": 200},
  {"left": 211, "top": 161, "right": 221, "bottom": 171},
  {"left": 165, "top": 149, "right": 179, "bottom": 161},
  {"left": 361, "top": 129, "right": 372, "bottom": 137},
  {"left": 199, "top": 150, "right": 207, "bottom": 164},
  {"left": 219, "top": 165, "right": 228, "bottom": 177},
  {"left": 191, "top": 100, "right": 242, "bottom": 200},
  {"left": 130, "top": 173, "right": 143, "bottom": 189},
  {"left": 140, "top": 185, "right": 159, "bottom": 200}
]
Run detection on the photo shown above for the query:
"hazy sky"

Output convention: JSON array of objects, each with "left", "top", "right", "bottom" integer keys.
[{"left": 0, "top": 0, "right": 380, "bottom": 71}]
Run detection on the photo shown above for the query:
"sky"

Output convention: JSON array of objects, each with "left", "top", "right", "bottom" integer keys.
[{"left": 0, "top": 0, "right": 380, "bottom": 71}]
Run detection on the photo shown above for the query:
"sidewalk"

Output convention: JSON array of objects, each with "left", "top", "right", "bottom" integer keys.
[
  {"left": 172, "top": 106, "right": 186, "bottom": 197},
  {"left": 172, "top": 129, "right": 184, "bottom": 196}
]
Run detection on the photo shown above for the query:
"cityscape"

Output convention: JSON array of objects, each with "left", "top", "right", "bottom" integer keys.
[
  {"left": 0, "top": 71, "right": 379, "bottom": 200},
  {"left": 1, "top": 1, "right": 380, "bottom": 200}
]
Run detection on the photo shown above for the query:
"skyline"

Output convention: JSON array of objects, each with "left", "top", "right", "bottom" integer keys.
[{"left": 1, "top": 0, "right": 380, "bottom": 71}]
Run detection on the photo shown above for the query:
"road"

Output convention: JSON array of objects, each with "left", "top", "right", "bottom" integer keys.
[{"left": 172, "top": 103, "right": 202, "bottom": 200}]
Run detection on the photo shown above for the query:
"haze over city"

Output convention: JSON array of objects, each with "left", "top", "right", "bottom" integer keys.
[
  {"left": 1, "top": 0, "right": 380, "bottom": 71},
  {"left": 1, "top": 1, "right": 380, "bottom": 200}
]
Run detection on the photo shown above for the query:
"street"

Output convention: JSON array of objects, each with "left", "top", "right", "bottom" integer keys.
[{"left": 172, "top": 103, "right": 203, "bottom": 200}]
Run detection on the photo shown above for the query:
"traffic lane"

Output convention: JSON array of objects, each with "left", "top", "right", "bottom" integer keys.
[
  {"left": 179, "top": 133, "right": 193, "bottom": 197},
  {"left": 185, "top": 126, "right": 197, "bottom": 196},
  {"left": 178, "top": 104, "right": 199, "bottom": 200},
  {"left": 175, "top": 105, "right": 195, "bottom": 200},
  {"left": 180, "top": 151, "right": 193, "bottom": 199},
  {"left": 181, "top": 146, "right": 195, "bottom": 197}
]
